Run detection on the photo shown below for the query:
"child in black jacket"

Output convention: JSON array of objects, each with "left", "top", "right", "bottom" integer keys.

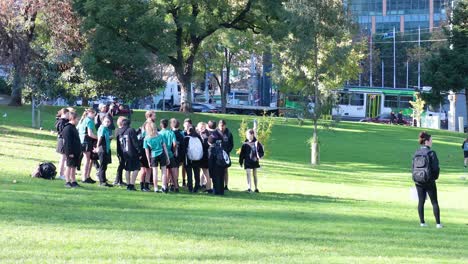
[
  {"left": 62, "top": 112, "right": 81, "bottom": 188},
  {"left": 239, "top": 129, "right": 264, "bottom": 193}
]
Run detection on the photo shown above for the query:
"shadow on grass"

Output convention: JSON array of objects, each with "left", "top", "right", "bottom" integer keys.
[{"left": 0, "top": 125, "right": 57, "bottom": 142}]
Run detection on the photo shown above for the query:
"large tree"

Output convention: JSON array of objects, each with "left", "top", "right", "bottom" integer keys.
[
  {"left": 276, "top": 0, "right": 364, "bottom": 165},
  {"left": 74, "top": 0, "right": 282, "bottom": 112},
  {"left": 423, "top": 0, "right": 468, "bottom": 106},
  {"left": 0, "top": 0, "right": 82, "bottom": 106}
]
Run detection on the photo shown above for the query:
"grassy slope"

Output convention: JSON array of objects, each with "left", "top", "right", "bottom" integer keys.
[{"left": 0, "top": 106, "right": 467, "bottom": 263}]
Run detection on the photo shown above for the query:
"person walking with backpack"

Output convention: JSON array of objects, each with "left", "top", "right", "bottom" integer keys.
[
  {"left": 208, "top": 137, "right": 230, "bottom": 195},
  {"left": 118, "top": 118, "right": 144, "bottom": 191},
  {"left": 461, "top": 138, "right": 468, "bottom": 168},
  {"left": 239, "top": 129, "right": 264, "bottom": 193},
  {"left": 77, "top": 108, "right": 98, "bottom": 184},
  {"left": 412, "top": 131, "right": 442, "bottom": 228},
  {"left": 62, "top": 112, "right": 81, "bottom": 188},
  {"left": 184, "top": 127, "right": 204, "bottom": 192},
  {"left": 55, "top": 108, "right": 69, "bottom": 180},
  {"left": 218, "top": 120, "right": 234, "bottom": 191},
  {"left": 94, "top": 116, "right": 113, "bottom": 187}
]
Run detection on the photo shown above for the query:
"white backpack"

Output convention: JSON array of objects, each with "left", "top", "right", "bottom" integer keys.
[{"left": 187, "top": 136, "right": 203, "bottom": 161}]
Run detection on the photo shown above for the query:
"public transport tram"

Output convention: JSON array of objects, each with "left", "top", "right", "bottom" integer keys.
[{"left": 282, "top": 86, "right": 416, "bottom": 120}]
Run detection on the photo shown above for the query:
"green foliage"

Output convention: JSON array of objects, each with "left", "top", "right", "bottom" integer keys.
[
  {"left": 423, "top": 0, "right": 468, "bottom": 105},
  {"left": 410, "top": 92, "right": 425, "bottom": 127},
  {"left": 237, "top": 112, "right": 274, "bottom": 157}
]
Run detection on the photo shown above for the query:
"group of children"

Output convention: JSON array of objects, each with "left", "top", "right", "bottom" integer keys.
[{"left": 54, "top": 106, "right": 264, "bottom": 195}]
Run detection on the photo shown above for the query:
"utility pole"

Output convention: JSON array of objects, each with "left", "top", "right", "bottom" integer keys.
[
  {"left": 418, "top": 26, "right": 421, "bottom": 89},
  {"left": 381, "top": 60, "right": 384, "bottom": 88},
  {"left": 406, "top": 60, "right": 409, "bottom": 88},
  {"left": 370, "top": 34, "right": 373, "bottom": 87},
  {"left": 393, "top": 27, "right": 396, "bottom": 89}
]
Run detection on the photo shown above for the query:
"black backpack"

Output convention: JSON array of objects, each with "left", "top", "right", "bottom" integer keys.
[
  {"left": 215, "top": 145, "right": 231, "bottom": 168},
  {"left": 32, "top": 162, "right": 57, "bottom": 180},
  {"left": 412, "top": 149, "right": 433, "bottom": 184}
]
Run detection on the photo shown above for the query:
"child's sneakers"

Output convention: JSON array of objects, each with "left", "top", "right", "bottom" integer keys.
[
  {"left": 436, "top": 224, "right": 443, "bottom": 229},
  {"left": 65, "top": 182, "right": 72, "bottom": 188},
  {"left": 245, "top": 189, "right": 252, "bottom": 193},
  {"left": 420, "top": 223, "right": 428, "bottom": 227},
  {"left": 254, "top": 189, "right": 260, "bottom": 193}
]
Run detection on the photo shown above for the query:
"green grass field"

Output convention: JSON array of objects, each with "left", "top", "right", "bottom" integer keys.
[{"left": 0, "top": 105, "right": 467, "bottom": 263}]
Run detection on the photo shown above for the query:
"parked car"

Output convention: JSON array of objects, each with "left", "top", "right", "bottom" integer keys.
[
  {"left": 360, "top": 113, "right": 410, "bottom": 125},
  {"left": 171, "top": 103, "right": 219, "bottom": 113}
]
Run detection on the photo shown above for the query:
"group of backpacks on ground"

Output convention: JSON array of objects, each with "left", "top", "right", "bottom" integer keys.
[{"left": 53, "top": 104, "right": 264, "bottom": 195}]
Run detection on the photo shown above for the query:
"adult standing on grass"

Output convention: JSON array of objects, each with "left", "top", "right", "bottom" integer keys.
[
  {"left": 78, "top": 108, "right": 98, "bottom": 184},
  {"left": 412, "top": 131, "right": 442, "bottom": 228},
  {"left": 94, "top": 116, "right": 113, "bottom": 187},
  {"left": 217, "top": 120, "right": 233, "bottom": 191},
  {"left": 55, "top": 108, "right": 69, "bottom": 180},
  {"left": 461, "top": 138, "right": 468, "bottom": 168},
  {"left": 62, "top": 112, "right": 81, "bottom": 188}
]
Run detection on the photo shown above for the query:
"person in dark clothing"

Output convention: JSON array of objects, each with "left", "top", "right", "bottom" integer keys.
[
  {"left": 218, "top": 120, "right": 234, "bottom": 190},
  {"left": 461, "top": 138, "right": 468, "bottom": 168},
  {"left": 94, "top": 115, "right": 113, "bottom": 187},
  {"left": 171, "top": 118, "right": 186, "bottom": 187},
  {"left": 184, "top": 127, "right": 204, "bottom": 192},
  {"left": 118, "top": 118, "right": 144, "bottom": 191},
  {"left": 114, "top": 116, "right": 127, "bottom": 186},
  {"left": 397, "top": 111, "right": 403, "bottom": 125},
  {"left": 95, "top": 103, "right": 115, "bottom": 131},
  {"left": 239, "top": 129, "right": 265, "bottom": 193},
  {"left": 55, "top": 108, "right": 69, "bottom": 180},
  {"left": 137, "top": 110, "right": 156, "bottom": 190},
  {"left": 390, "top": 112, "right": 396, "bottom": 125},
  {"left": 412, "top": 131, "right": 442, "bottom": 228},
  {"left": 197, "top": 122, "right": 212, "bottom": 193},
  {"left": 62, "top": 112, "right": 81, "bottom": 188},
  {"left": 208, "top": 136, "right": 226, "bottom": 195},
  {"left": 181, "top": 118, "right": 193, "bottom": 186}
]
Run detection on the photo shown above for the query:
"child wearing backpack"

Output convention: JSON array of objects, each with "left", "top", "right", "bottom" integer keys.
[
  {"left": 208, "top": 136, "right": 230, "bottom": 195},
  {"left": 55, "top": 108, "right": 69, "bottom": 180},
  {"left": 144, "top": 122, "right": 170, "bottom": 193},
  {"left": 412, "top": 131, "right": 442, "bottom": 228},
  {"left": 118, "top": 118, "right": 144, "bottom": 191},
  {"left": 94, "top": 116, "right": 113, "bottom": 187},
  {"left": 62, "top": 112, "right": 81, "bottom": 188},
  {"left": 461, "top": 138, "right": 468, "bottom": 168},
  {"left": 184, "top": 127, "right": 204, "bottom": 192},
  {"left": 239, "top": 129, "right": 264, "bottom": 193}
]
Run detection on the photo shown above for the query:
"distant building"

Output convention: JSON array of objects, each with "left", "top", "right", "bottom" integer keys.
[{"left": 347, "top": 0, "right": 453, "bottom": 34}]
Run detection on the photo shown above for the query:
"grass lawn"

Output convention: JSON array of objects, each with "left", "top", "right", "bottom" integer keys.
[{"left": 0, "top": 105, "right": 467, "bottom": 263}]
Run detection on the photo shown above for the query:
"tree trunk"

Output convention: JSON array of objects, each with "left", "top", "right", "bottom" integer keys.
[
  {"left": 220, "top": 69, "right": 226, "bottom": 113},
  {"left": 9, "top": 67, "right": 23, "bottom": 106},
  {"left": 311, "top": 37, "right": 320, "bottom": 166},
  {"left": 179, "top": 74, "right": 192, "bottom": 113}
]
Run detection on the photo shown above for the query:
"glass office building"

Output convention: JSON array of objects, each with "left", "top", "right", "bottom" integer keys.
[{"left": 347, "top": 0, "right": 453, "bottom": 34}]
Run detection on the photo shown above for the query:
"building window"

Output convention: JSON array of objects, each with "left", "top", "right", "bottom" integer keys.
[
  {"left": 399, "top": 96, "right": 413, "bottom": 108},
  {"left": 384, "top": 95, "right": 399, "bottom": 108},
  {"left": 339, "top": 93, "right": 350, "bottom": 105},
  {"left": 350, "top": 93, "right": 364, "bottom": 106}
]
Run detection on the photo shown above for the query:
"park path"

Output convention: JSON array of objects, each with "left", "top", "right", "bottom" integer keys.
[{"left": 0, "top": 94, "right": 10, "bottom": 105}]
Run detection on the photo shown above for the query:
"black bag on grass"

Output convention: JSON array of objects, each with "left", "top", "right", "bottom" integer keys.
[{"left": 31, "top": 162, "right": 57, "bottom": 180}]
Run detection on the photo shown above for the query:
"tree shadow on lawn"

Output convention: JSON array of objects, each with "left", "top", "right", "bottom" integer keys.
[
  {"left": 0, "top": 125, "right": 57, "bottom": 142},
  {"left": 1, "top": 188, "right": 467, "bottom": 259},
  {"left": 0, "top": 153, "right": 55, "bottom": 164}
]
